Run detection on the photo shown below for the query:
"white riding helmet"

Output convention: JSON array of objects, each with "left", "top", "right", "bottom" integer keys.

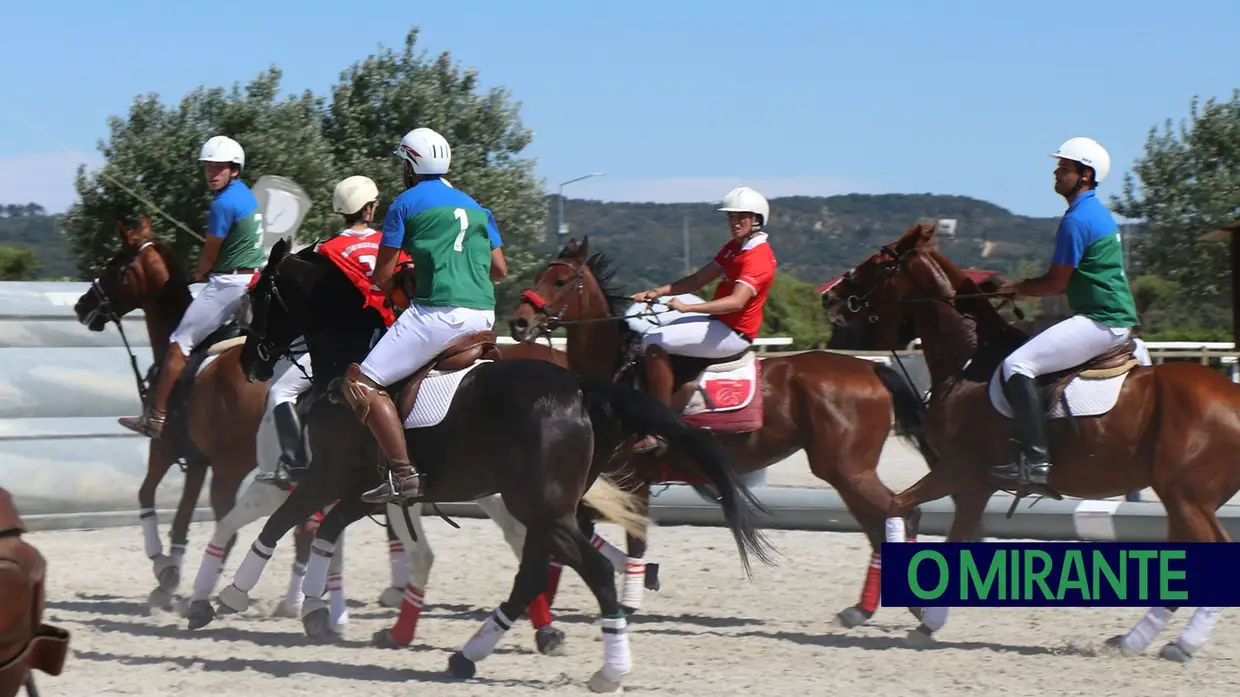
[
  {"left": 394, "top": 127, "right": 451, "bottom": 175},
  {"left": 1050, "top": 137, "right": 1111, "bottom": 184},
  {"left": 199, "top": 135, "right": 245, "bottom": 169},
  {"left": 718, "top": 186, "right": 770, "bottom": 227},
  {"left": 332, "top": 175, "right": 379, "bottom": 215}
]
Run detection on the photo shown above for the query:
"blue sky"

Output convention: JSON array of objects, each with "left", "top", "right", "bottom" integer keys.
[{"left": 1, "top": 0, "right": 1236, "bottom": 219}]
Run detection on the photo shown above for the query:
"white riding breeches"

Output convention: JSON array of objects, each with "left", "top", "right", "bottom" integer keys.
[
  {"left": 268, "top": 346, "right": 313, "bottom": 408},
  {"left": 640, "top": 315, "right": 752, "bottom": 359},
  {"left": 169, "top": 273, "right": 253, "bottom": 356},
  {"left": 359, "top": 304, "right": 495, "bottom": 388},
  {"left": 1002, "top": 314, "right": 1133, "bottom": 381}
]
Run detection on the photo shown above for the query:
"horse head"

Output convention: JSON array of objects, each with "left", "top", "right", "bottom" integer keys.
[
  {"left": 509, "top": 236, "right": 605, "bottom": 342},
  {"left": 73, "top": 216, "right": 189, "bottom": 332}
]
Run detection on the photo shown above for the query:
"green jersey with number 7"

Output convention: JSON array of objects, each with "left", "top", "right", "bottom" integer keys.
[{"left": 379, "top": 177, "right": 504, "bottom": 311}]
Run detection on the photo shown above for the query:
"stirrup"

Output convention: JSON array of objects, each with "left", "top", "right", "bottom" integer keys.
[{"left": 361, "top": 468, "right": 423, "bottom": 504}]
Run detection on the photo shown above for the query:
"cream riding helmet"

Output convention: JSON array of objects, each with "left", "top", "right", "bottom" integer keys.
[
  {"left": 332, "top": 175, "right": 379, "bottom": 215},
  {"left": 718, "top": 186, "right": 770, "bottom": 228}
]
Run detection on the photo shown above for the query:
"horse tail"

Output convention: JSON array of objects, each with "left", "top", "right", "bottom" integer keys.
[
  {"left": 580, "top": 476, "right": 652, "bottom": 542},
  {"left": 580, "top": 379, "right": 779, "bottom": 578},
  {"left": 870, "top": 361, "right": 938, "bottom": 469}
]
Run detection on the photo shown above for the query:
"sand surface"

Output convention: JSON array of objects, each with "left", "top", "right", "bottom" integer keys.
[{"left": 28, "top": 512, "right": 1240, "bottom": 697}]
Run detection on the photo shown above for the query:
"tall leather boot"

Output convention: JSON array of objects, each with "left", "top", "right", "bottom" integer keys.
[
  {"left": 256, "top": 402, "right": 308, "bottom": 490},
  {"left": 632, "top": 345, "right": 674, "bottom": 454},
  {"left": 118, "top": 347, "right": 186, "bottom": 439},
  {"left": 990, "top": 373, "right": 1052, "bottom": 485},
  {"left": 339, "top": 364, "right": 422, "bottom": 503}
]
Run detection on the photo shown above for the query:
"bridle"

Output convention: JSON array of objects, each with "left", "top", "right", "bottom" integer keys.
[
  {"left": 244, "top": 258, "right": 310, "bottom": 382},
  {"left": 518, "top": 259, "right": 667, "bottom": 336},
  {"left": 82, "top": 239, "right": 159, "bottom": 405}
]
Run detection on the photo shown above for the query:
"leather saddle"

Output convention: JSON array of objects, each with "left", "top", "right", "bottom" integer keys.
[
  {"left": 1032, "top": 339, "right": 1140, "bottom": 406},
  {"left": 665, "top": 349, "right": 752, "bottom": 413},
  {"left": 0, "top": 488, "right": 70, "bottom": 697},
  {"left": 394, "top": 330, "right": 502, "bottom": 423}
]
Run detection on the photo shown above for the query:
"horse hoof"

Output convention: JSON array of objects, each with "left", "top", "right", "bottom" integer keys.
[
  {"left": 835, "top": 605, "right": 873, "bottom": 629},
  {"left": 907, "top": 606, "right": 925, "bottom": 622},
  {"left": 377, "top": 586, "right": 404, "bottom": 608},
  {"left": 1104, "top": 633, "right": 1143, "bottom": 656},
  {"left": 301, "top": 603, "right": 332, "bottom": 640},
  {"left": 1158, "top": 642, "right": 1194, "bottom": 664},
  {"left": 187, "top": 599, "right": 216, "bottom": 630},
  {"left": 447, "top": 652, "right": 477, "bottom": 680},
  {"left": 216, "top": 584, "right": 250, "bottom": 614},
  {"left": 156, "top": 565, "right": 181, "bottom": 593},
  {"left": 373, "top": 628, "right": 408, "bottom": 649},
  {"left": 271, "top": 600, "right": 301, "bottom": 619},
  {"left": 587, "top": 668, "right": 626, "bottom": 693},
  {"left": 175, "top": 596, "right": 193, "bottom": 619},
  {"left": 619, "top": 604, "right": 639, "bottom": 618},
  {"left": 536, "top": 626, "right": 567, "bottom": 656},
  {"left": 905, "top": 626, "right": 935, "bottom": 649},
  {"left": 147, "top": 586, "right": 175, "bottom": 613},
  {"left": 644, "top": 562, "right": 660, "bottom": 592}
]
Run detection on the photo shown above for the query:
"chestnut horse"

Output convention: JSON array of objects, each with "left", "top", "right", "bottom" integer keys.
[
  {"left": 509, "top": 237, "right": 939, "bottom": 628},
  {"left": 72, "top": 217, "right": 320, "bottom": 612},
  {"left": 821, "top": 220, "right": 1240, "bottom": 661}
]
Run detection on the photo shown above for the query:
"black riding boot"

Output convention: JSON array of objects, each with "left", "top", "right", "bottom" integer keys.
[
  {"left": 990, "top": 374, "right": 1052, "bottom": 486},
  {"left": 256, "top": 402, "right": 308, "bottom": 490}
]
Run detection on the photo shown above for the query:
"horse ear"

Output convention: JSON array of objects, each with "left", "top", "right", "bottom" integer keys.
[
  {"left": 138, "top": 216, "right": 153, "bottom": 237},
  {"left": 917, "top": 218, "right": 938, "bottom": 238},
  {"left": 577, "top": 236, "right": 590, "bottom": 259},
  {"left": 562, "top": 238, "right": 579, "bottom": 255},
  {"left": 115, "top": 218, "right": 128, "bottom": 242},
  {"left": 268, "top": 237, "right": 288, "bottom": 266}
]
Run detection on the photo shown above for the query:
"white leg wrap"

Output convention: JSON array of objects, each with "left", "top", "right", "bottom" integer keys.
[
  {"left": 233, "top": 540, "right": 274, "bottom": 593},
  {"left": 140, "top": 508, "right": 161, "bottom": 558},
  {"left": 328, "top": 572, "right": 348, "bottom": 627},
  {"left": 1121, "top": 606, "right": 1175, "bottom": 654},
  {"left": 600, "top": 616, "right": 632, "bottom": 681},
  {"left": 389, "top": 540, "right": 410, "bottom": 588},
  {"left": 284, "top": 561, "right": 307, "bottom": 607},
  {"left": 885, "top": 518, "right": 905, "bottom": 544},
  {"left": 461, "top": 607, "right": 514, "bottom": 662},
  {"left": 621, "top": 559, "right": 645, "bottom": 610},
  {"left": 169, "top": 540, "right": 187, "bottom": 568},
  {"left": 591, "top": 533, "right": 628, "bottom": 571},
  {"left": 190, "top": 542, "right": 228, "bottom": 601},
  {"left": 1176, "top": 607, "right": 1221, "bottom": 654},
  {"left": 302, "top": 539, "right": 334, "bottom": 598},
  {"left": 922, "top": 606, "right": 949, "bottom": 632}
]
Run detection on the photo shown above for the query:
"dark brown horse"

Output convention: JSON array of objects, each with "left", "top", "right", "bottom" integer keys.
[
  {"left": 821, "top": 220, "right": 1240, "bottom": 660},
  {"left": 509, "top": 237, "right": 940, "bottom": 628},
  {"left": 71, "top": 216, "right": 316, "bottom": 611}
]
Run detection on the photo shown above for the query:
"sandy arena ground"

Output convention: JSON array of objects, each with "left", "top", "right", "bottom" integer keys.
[{"left": 28, "top": 516, "right": 1240, "bottom": 697}]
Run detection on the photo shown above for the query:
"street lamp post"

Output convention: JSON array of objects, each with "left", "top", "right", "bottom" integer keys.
[{"left": 557, "top": 172, "right": 606, "bottom": 236}]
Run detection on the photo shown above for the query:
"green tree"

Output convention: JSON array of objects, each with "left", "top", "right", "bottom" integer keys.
[
  {"left": 1112, "top": 90, "right": 1240, "bottom": 305},
  {"left": 0, "top": 245, "right": 40, "bottom": 279},
  {"left": 61, "top": 68, "right": 339, "bottom": 278},
  {"left": 321, "top": 27, "right": 546, "bottom": 312}
]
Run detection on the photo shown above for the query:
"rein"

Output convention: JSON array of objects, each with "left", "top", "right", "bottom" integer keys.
[{"left": 519, "top": 259, "right": 668, "bottom": 335}]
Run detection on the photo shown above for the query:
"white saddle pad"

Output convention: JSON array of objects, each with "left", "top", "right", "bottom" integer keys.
[
  {"left": 403, "top": 360, "right": 491, "bottom": 429},
  {"left": 988, "top": 365, "right": 1131, "bottom": 420},
  {"left": 682, "top": 352, "right": 760, "bottom": 415}
]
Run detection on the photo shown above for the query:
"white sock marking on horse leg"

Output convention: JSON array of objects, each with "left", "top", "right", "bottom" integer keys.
[
  {"left": 169, "top": 540, "right": 187, "bottom": 568},
  {"left": 284, "top": 561, "right": 307, "bottom": 608},
  {"left": 461, "top": 606, "right": 514, "bottom": 662},
  {"left": 190, "top": 542, "right": 228, "bottom": 601},
  {"left": 327, "top": 572, "right": 348, "bottom": 627},
  {"left": 302, "top": 539, "right": 333, "bottom": 598},
  {"left": 590, "top": 533, "right": 628, "bottom": 571},
  {"left": 1121, "top": 606, "right": 1175, "bottom": 654},
  {"left": 600, "top": 616, "right": 632, "bottom": 681},
  {"left": 139, "top": 508, "right": 161, "bottom": 558},
  {"left": 232, "top": 540, "right": 275, "bottom": 592},
  {"left": 621, "top": 559, "right": 645, "bottom": 609},
  {"left": 1176, "top": 607, "right": 1221, "bottom": 654},
  {"left": 884, "top": 518, "right": 906, "bottom": 544}
]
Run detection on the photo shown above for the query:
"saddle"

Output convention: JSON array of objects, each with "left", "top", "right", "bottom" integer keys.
[
  {"left": 394, "top": 330, "right": 502, "bottom": 423},
  {"left": 667, "top": 349, "right": 753, "bottom": 413},
  {"left": 0, "top": 488, "right": 69, "bottom": 697},
  {"left": 159, "top": 320, "right": 246, "bottom": 470},
  {"left": 1033, "top": 339, "right": 1140, "bottom": 406}
]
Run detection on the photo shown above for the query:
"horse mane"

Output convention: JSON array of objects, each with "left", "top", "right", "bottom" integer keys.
[{"left": 146, "top": 241, "right": 191, "bottom": 286}]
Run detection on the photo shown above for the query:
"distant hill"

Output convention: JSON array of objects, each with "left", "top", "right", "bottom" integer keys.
[
  {"left": 538, "top": 193, "right": 1062, "bottom": 291},
  {"left": 0, "top": 192, "right": 1062, "bottom": 287},
  {"left": 0, "top": 205, "right": 78, "bottom": 280}
]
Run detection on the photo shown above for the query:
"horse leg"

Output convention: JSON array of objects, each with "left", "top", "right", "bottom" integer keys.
[
  {"left": 373, "top": 501, "right": 433, "bottom": 648},
  {"left": 377, "top": 515, "right": 411, "bottom": 608},
  {"left": 901, "top": 483, "right": 992, "bottom": 648},
  {"left": 617, "top": 482, "right": 653, "bottom": 615},
  {"left": 144, "top": 455, "right": 204, "bottom": 612},
  {"left": 1158, "top": 508, "right": 1231, "bottom": 662},
  {"left": 274, "top": 518, "right": 313, "bottom": 619},
  {"left": 299, "top": 499, "right": 367, "bottom": 640},
  {"left": 215, "top": 466, "right": 335, "bottom": 616},
  {"left": 447, "top": 519, "right": 556, "bottom": 681},
  {"left": 185, "top": 475, "right": 289, "bottom": 630}
]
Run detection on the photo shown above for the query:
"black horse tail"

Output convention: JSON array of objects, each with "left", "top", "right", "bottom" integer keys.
[
  {"left": 870, "top": 361, "right": 938, "bottom": 469},
  {"left": 579, "top": 379, "right": 779, "bottom": 578}
]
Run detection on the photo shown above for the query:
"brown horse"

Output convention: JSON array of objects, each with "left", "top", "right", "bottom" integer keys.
[
  {"left": 821, "top": 220, "right": 1240, "bottom": 660},
  {"left": 509, "top": 237, "right": 940, "bottom": 627},
  {"left": 71, "top": 216, "right": 315, "bottom": 611}
]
